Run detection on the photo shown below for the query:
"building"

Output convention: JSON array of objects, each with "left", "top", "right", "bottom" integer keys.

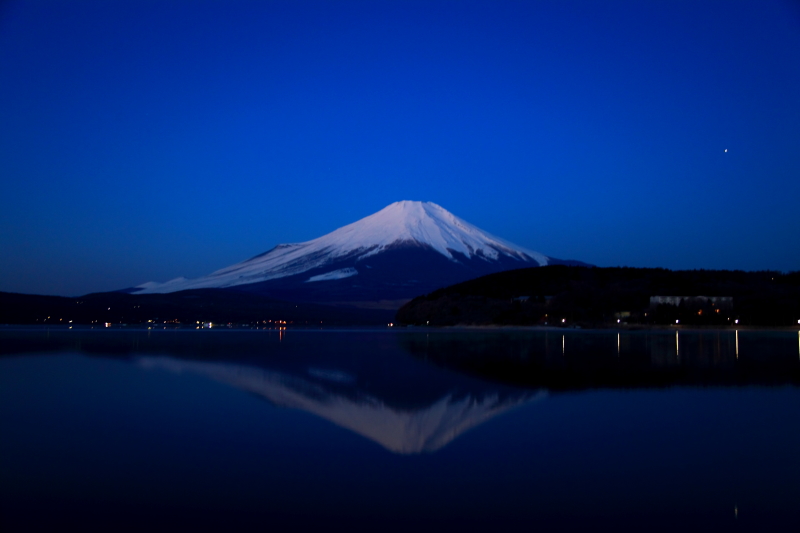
[{"left": 649, "top": 296, "right": 733, "bottom": 308}]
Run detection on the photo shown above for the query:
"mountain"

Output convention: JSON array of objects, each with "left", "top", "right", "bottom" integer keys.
[{"left": 131, "top": 201, "right": 587, "bottom": 308}]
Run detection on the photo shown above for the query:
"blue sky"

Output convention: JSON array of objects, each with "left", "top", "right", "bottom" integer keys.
[{"left": 1, "top": 0, "right": 799, "bottom": 296}]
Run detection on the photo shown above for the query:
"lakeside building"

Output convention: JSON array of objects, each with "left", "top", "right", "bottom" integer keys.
[{"left": 649, "top": 296, "right": 733, "bottom": 308}]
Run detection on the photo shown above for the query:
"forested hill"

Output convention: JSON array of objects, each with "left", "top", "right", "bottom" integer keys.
[{"left": 396, "top": 266, "right": 800, "bottom": 327}]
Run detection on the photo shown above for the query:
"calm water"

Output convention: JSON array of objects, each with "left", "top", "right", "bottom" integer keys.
[{"left": 1, "top": 327, "right": 799, "bottom": 531}]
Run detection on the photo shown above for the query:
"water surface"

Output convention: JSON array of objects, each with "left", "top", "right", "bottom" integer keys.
[{"left": 1, "top": 327, "right": 799, "bottom": 531}]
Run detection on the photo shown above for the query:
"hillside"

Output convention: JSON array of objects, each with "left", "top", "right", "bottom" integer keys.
[{"left": 395, "top": 266, "right": 800, "bottom": 327}]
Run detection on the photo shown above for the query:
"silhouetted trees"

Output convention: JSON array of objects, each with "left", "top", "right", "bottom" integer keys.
[{"left": 396, "top": 266, "right": 800, "bottom": 327}]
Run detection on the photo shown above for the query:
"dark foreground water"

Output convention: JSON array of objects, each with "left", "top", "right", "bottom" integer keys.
[{"left": 1, "top": 327, "right": 799, "bottom": 532}]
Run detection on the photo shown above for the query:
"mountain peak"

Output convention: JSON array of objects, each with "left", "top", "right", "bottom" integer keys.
[{"left": 317, "top": 200, "right": 546, "bottom": 263}]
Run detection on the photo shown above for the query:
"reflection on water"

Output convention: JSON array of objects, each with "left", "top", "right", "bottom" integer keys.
[
  {"left": 399, "top": 329, "right": 800, "bottom": 390},
  {"left": 2, "top": 328, "right": 798, "bottom": 451},
  {"left": 138, "top": 356, "right": 544, "bottom": 454},
  {"left": 0, "top": 328, "right": 551, "bottom": 454}
]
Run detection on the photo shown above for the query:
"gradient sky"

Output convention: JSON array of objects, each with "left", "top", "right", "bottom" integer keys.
[{"left": 1, "top": 0, "right": 799, "bottom": 296}]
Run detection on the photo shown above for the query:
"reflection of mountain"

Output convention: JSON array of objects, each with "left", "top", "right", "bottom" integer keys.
[{"left": 138, "top": 357, "right": 544, "bottom": 454}]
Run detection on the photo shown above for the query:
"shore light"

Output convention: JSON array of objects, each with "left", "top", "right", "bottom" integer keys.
[
  {"left": 675, "top": 320, "right": 679, "bottom": 324},
  {"left": 735, "top": 319, "right": 739, "bottom": 324}
]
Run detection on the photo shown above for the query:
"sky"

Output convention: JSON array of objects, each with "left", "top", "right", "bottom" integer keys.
[{"left": 1, "top": 0, "right": 799, "bottom": 296}]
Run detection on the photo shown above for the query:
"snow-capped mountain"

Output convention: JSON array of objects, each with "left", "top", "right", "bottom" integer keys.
[{"left": 131, "top": 201, "right": 585, "bottom": 307}]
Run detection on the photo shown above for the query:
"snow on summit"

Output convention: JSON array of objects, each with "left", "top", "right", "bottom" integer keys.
[
  {"left": 133, "top": 201, "right": 549, "bottom": 294},
  {"left": 321, "top": 201, "right": 547, "bottom": 262}
]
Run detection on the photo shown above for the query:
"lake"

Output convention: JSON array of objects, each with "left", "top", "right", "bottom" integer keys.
[{"left": 1, "top": 327, "right": 799, "bottom": 531}]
